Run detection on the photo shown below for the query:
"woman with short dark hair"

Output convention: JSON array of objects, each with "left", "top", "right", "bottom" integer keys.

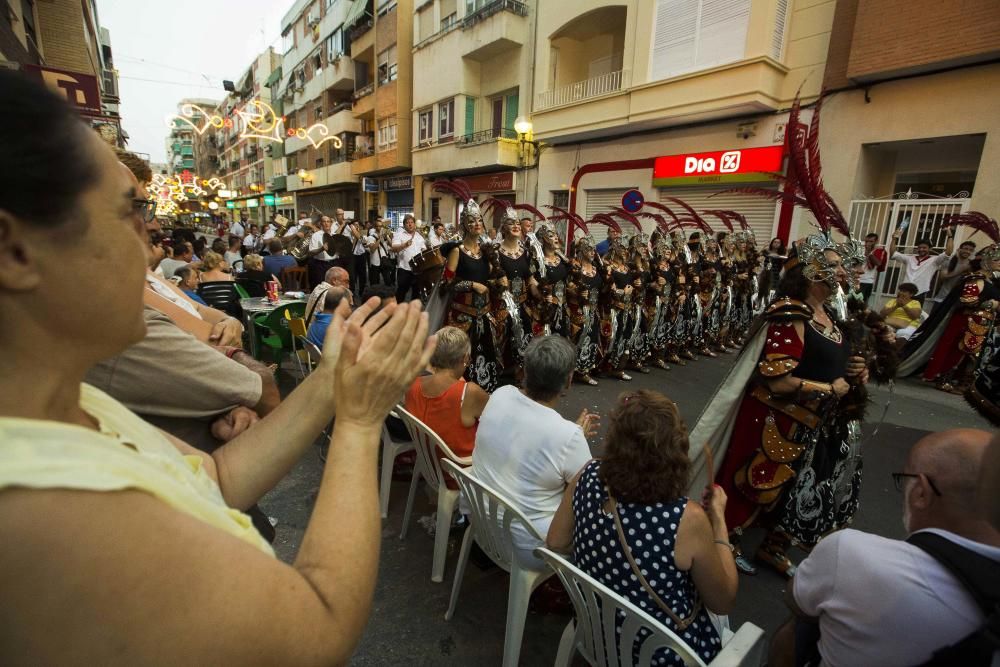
[{"left": 548, "top": 390, "right": 737, "bottom": 666}]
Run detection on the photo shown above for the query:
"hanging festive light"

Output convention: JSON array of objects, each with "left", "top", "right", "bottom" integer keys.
[{"left": 166, "top": 99, "right": 343, "bottom": 150}]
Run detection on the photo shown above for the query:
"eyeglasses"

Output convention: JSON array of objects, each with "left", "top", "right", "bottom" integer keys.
[
  {"left": 891, "top": 472, "right": 942, "bottom": 496},
  {"left": 133, "top": 198, "right": 156, "bottom": 223}
]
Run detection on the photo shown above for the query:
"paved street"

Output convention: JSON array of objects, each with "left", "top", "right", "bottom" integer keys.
[{"left": 261, "top": 353, "right": 991, "bottom": 666}]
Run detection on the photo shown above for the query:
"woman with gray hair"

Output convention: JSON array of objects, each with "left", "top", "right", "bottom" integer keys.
[
  {"left": 405, "top": 326, "right": 489, "bottom": 460},
  {"left": 472, "top": 335, "right": 600, "bottom": 566}
]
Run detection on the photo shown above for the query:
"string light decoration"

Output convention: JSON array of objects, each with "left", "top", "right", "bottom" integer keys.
[
  {"left": 166, "top": 99, "right": 343, "bottom": 150},
  {"left": 151, "top": 172, "right": 228, "bottom": 216}
]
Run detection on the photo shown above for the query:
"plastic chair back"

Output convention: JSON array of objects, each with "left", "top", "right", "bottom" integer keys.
[
  {"left": 237, "top": 278, "right": 266, "bottom": 297},
  {"left": 281, "top": 266, "right": 309, "bottom": 291},
  {"left": 395, "top": 406, "right": 469, "bottom": 495},
  {"left": 231, "top": 259, "right": 244, "bottom": 273},
  {"left": 537, "top": 547, "right": 709, "bottom": 667},
  {"left": 234, "top": 283, "right": 251, "bottom": 299},
  {"left": 442, "top": 459, "right": 543, "bottom": 574},
  {"left": 256, "top": 301, "right": 307, "bottom": 350},
  {"left": 197, "top": 280, "right": 242, "bottom": 318}
]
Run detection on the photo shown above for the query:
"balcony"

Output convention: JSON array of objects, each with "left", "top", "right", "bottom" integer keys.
[
  {"left": 414, "top": 128, "right": 520, "bottom": 176},
  {"left": 285, "top": 108, "right": 361, "bottom": 153},
  {"left": 287, "top": 161, "right": 358, "bottom": 192},
  {"left": 352, "top": 82, "right": 376, "bottom": 117},
  {"left": 461, "top": 0, "right": 529, "bottom": 61},
  {"left": 536, "top": 69, "right": 630, "bottom": 111},
  {"left": 269, "top": 175, "right": 287, "bottom": 191},
  {"left": 286, "top": 59, "right": 356, "bottom": 114}
]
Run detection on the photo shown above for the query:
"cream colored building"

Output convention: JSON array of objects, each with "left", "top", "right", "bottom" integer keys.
[
  {"left": 280, "top": 0, "right": 364, "bottom": 217},
  {"left": 410, "top": 0, "right": 534, "bottom": 227},
  {"left": 526, "top": 0, "right": 834, "bottom": 245}
]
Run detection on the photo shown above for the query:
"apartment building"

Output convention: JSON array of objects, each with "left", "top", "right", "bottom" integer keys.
[
  {"left": 1, "top": 0, "right": 125, "bottom": 146},
  {"left": 815, "top": 0, "right": 1000, "bottom": 294},
  {"left": 280, "top": 0, "right": 364, "bottom": 218},
  {"left": 526, "top": 0, "right": 834, "bottom": 245},
  {"left": 410, "top": 0, "right": 532, "bottom": 226},
  {"left": 217, "top": 47, "right": 283, "bottom": 226},
  {"left": 347, "top": 0, "right": 414, "bottom": 227},
  {"left": 166, "top": 99, "right": 219, "bottom": 176}
]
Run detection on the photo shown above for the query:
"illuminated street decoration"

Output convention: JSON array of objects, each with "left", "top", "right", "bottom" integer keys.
[
  {"left": 150, "top": 172, "right": 227, "bottom": 216},
  {"left": 166, "top": 99, "right": 342, "bottom": 149}
]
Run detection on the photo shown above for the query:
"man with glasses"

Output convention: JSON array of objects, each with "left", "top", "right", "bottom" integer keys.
[{"left": 769, "top": 428, "right": 1000, "bottom": 667}]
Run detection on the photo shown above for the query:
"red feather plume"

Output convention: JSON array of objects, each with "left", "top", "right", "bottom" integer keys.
[
  {"left": 479, "top": 197, "right": 512, "bottom": 217},
  {"left": 702, "top": 210, "right": 734, "bottom": 232},
  {"left": 643, "top": 201, "right": 680, "bottom": 222},
  {"left": 945, "top": 211, "right": 1000, "bottom": 244},
  {"left": 512, "top": 203, "right": 547, "bottom": 221},
  {"left": 432, "top": 178, "right": 472, "bottom": 202},
  {"left": 609, "top": 207, "right": 644, "bottom": 233}
]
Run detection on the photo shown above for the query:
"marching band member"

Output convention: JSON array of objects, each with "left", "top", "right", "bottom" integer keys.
[{"left": 391, "top": 214, "right": 427, "bottom": 302}]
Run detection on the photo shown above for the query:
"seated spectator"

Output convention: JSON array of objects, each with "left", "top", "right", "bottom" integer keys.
[
  {"left": 548, "top": 390, "right": 737, "bottom": 666},
  {"left": 211, "top": 237, "right": 227, "bottom": 256},
  {"left": 306, "top": 287, "right": 351, "bottom": 347},
  {"left": 472, "top": 335, "right": 598, "bottom": 566},
  {"left": 262, "top": 239, "right": 298, "bottom": 281},
  {"left": 0, "top": 72, "right": 437, "bottom": 664},
  {"left": 224, "top": 235, "right": 242, "bottom": 269},
  {"left": 200, "top": 251, "right": 233, "bottom": 282},
  {"left": 306, "top": 266, "right": 351, "bottom": 325},
  {"left": 770, "top": 428, "right": 1000, "bottom": 667},
  {"left": 174, "top": 265, "right": 207, "bottom": 305},
  {"left": 159, "top": 239, "right": 194, "bottom": 279},
  {"left": 242, "top": 253, "right": 274, "bottom": 286},
  {"left": 192, "top": 236, "right": 207, "bottom": 262},
  {"left": 881, "top": 281, "right": 922, "bottom": 335},
  {"left": 404, "top": 326, "right": 489, "bottom": 460}
]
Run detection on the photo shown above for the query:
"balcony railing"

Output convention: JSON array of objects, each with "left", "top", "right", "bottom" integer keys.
[
  {"left": 459, "top": 127, "right": 518, "bottom": 146},
  {"left": 462, "top": 0, "right": 528, "bottom": 28},
  {"left": 536, "top": 69, "right": 630, "bottom": 111},
  {"left": 347, "top": 14, "right": 374, "bottom": 41},
  {"left": 353, "top": 82, "right": 375, "bottom": 100}
]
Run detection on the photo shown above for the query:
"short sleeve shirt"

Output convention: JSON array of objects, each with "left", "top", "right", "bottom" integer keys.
[
  {"left": 891, "top": 251, "right": 950, "bottom": 295},
  {"left": 793, "top": 528, "right": 998, "bottom": 667},
  {"left": 392, "top": 229, "right": 427, "bottom": 271}
]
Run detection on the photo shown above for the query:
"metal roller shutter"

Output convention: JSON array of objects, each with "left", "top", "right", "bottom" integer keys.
[
  {"left": 659, "top": 185, "right": 778, "bottom": 244},
  {"left": 584, "top": 188, "right": 635, "bottom": 243}
]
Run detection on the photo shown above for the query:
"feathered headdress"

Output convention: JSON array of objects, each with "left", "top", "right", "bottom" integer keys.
[
  {"left": 433, "top": 179, "right": 481, "bottom": 225},
  {"left": 660, "top": 197, "right": 715, "bottom": 235},
  {"left": 512, "top": 203, "right": 547, "bottom": 222},
  {"left": 945, "top": 211, "right": 1000, "bottom": 262},
  {"left": 716, "top": 94, "right": 850, "bottom": 240}
]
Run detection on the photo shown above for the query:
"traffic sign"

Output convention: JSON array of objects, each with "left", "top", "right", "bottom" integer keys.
[{"left": 621, "top": 189, "right": 645, "bottom": 213}]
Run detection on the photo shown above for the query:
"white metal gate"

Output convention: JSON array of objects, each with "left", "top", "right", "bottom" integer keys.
[{"left": 846, "top": 194, "right": 970, "bottom": 303}]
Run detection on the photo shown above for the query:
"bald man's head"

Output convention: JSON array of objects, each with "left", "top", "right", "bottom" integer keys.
[
  {"left": 324, "top": 266, "right": 349, "bottom": 288},
  {"left": 904, "top": 429, "right": 993, "bottom": 534}
]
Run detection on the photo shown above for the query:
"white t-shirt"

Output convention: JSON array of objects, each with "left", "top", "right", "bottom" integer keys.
[
  {"left": 793, "top": 528, "right": 1000, "bottom": 667},
  {"left": 367, "top": 229, "right": 391, "bottom": 267},
  {"left": 472, "top": 385, "right": 591, "bottom": 566},
  {"left": 309, "top": 230, "right": 334, "bottom": 261},
  {"left": 891, "top": 251, "right": 951, "bottom": 295},
  {"left": 261, "top": 225, "right": 277, "bottom": 241},
  {"left": 350, "top": 223, "right": 367, "bottom": 256},
  {"left": 283, "top": 224, "right": 300, "bottom": 237},
  {"left": 229, "top": 221, "right": 245, "bottom": 238},
  {"left": 392, "top": 229, "right": 427, "bottom": 271}
]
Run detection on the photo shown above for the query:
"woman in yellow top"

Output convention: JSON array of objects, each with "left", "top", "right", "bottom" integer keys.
[
  {"left": 881, "top": 281, "right": 923, "bottom": 331},
  {"left": 0, "top": 72, "right": 435, "bottom": 665}
]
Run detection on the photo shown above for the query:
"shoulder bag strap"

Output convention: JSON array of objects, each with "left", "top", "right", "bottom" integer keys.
[{"left": 608, "top": 490, "right": 702, "bottom": 631}]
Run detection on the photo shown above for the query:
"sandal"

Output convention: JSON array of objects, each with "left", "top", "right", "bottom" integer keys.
[
  {"left": 756, "top": 543, "right": 797, "bottom": 578},
  {"left": 699, "top": 347, "right": 718, "bottom": 358},
  {"left": 574, "top": 372, "right": 599, "bottom": 386},
  {"left": 653, "top": 358, "right": 670, "bottom": 370},
  {"left": 680, "top": 350, "right": 696, "bottom": 361},
  {"left": 608, "top": 370, "right": 633, "bottom": 381}
]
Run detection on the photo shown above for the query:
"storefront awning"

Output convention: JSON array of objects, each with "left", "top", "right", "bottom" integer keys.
[
  {"left": 343, "top": 0, "right": 368, "bottom": 31},
  {"left": 265, "top": 66, "right": 283, "bottom": 88}
]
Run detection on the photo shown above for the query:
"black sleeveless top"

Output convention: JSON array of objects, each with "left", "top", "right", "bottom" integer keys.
[
  {"left": 610, "top": 265, "right": 631, "bottom": 289},
  {"left": 538, "top": 258, "right": 569, "bottom": 286},
  {"left": 456, "top": 247, "right": 490, "bottom": 284},
  {"left": 795, "top": 318, "right": 850, "bottom": 383},
  {"left": 498, "top": 248, "right": 532, "bottom": 280}
]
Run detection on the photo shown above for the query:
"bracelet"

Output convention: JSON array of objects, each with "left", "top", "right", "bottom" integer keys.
[{"left": 714, "top": 539, "right": 735, "bottom": 552}]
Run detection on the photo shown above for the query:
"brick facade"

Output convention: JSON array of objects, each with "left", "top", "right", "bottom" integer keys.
[{"left": 835, "top": 0, "right": 1000, "bottom": 83}]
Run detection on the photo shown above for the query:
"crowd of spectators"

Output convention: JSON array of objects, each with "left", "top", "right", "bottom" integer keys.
[{"left": 0, "top": 71, "right": 996, "bottom": 667}]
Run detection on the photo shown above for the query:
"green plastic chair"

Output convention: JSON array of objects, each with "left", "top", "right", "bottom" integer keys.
[
  {"left": 253, "top": 302, "right": 307, "bottom": 364},
  {"left": 234, "top": 283, "right": 251, "bottom": 299}
]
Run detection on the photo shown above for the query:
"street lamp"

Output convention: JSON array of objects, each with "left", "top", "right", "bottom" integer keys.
[
  {"left": 513, "top": 116, "right": 533, "bottom": 137},
  {"left": 513, "top": 116, "right": 542, "bottom": 168},
  {"left": 297, "top": 168, "right": 314, "bottom": 183}
]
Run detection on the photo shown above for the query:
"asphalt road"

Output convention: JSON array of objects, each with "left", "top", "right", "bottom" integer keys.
[{"left": 260, "top": 352, "right": 991, "bottom": 666}]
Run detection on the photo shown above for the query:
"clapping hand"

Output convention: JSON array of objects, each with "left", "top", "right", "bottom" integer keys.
[{"left": 576, "top": 409, "right": 600, "bottom": 439}]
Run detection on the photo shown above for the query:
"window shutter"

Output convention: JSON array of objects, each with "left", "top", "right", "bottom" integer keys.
[
  {"left": 465, "top": 96, "right": 476, "bottom": 135},
  {"left": 584, "top": 189, "right": 634, "bottom": 244},
  {"left": 651, "top": 0, "right": 698, "bottom": 80},
  {"left": 504, "top": 93, "right": 518, "bottom": 131},
  {"left": 658, "top": 185, "right": 778, "bottom": 244},
  {"left": 651, "top": 0, "right": 749, "bottom": 80},
  {"left": 771, "top": 0, "right": 789, "bottom": 60},
  {"left": 695, "top": 0, "right": 750, "bottom": 70}
]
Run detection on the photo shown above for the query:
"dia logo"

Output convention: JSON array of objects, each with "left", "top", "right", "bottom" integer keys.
[{"left": 720, "top": 151, "right": 741, "bottom": 173}]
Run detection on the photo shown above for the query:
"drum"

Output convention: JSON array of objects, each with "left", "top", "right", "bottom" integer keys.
[{"left": 411, "top": 247, "right": 444, "bottom": 274}]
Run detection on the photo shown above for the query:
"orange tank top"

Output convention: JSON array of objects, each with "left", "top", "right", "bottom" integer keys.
[{"left": 404, "top": 376, "right": 477, "bottom": 459}]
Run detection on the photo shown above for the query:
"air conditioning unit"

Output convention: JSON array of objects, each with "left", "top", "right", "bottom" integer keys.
[{"left": 265, "top": 145, "right": 274, "bottom": 156}]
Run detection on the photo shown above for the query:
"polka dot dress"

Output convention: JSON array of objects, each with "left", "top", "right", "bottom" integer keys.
[{"left": 571, "top": 461, "right": 721, "bottom": 666}]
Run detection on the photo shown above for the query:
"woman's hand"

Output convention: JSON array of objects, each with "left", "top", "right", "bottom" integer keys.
[
  {"left": 845, "top": 355, "right": 867, "bottom": 378},
  {"left": 576, "top": 409, "right": 600, "bottom": 439},
  {"left": 701, "top": 483, "right": 727, "bottom": 524},
  {"left": 331, "top": 299, "right": 436, "bottom": 429},
  {"left": 209, "top": 317, "right": 244, "bottom": 347},
  {"left": 832, "top": 377, "right": 851, "bottom": 397}
]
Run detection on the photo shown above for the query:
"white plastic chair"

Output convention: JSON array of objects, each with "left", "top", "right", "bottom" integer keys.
[
  {"left": 536, "top": 548, "right": 766, "bottom": 667},
  {"left": 442, "top": 459, "right": 555, "bottom": 667},
  {"left": 379, "top": 408, "right": 414, "bottom": 519},
  {"left": 397, "top": 406, "right": 472, "bottom": 583},
  {"left": 291, "top": 335, "right": 322, "bottom": 380}
]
